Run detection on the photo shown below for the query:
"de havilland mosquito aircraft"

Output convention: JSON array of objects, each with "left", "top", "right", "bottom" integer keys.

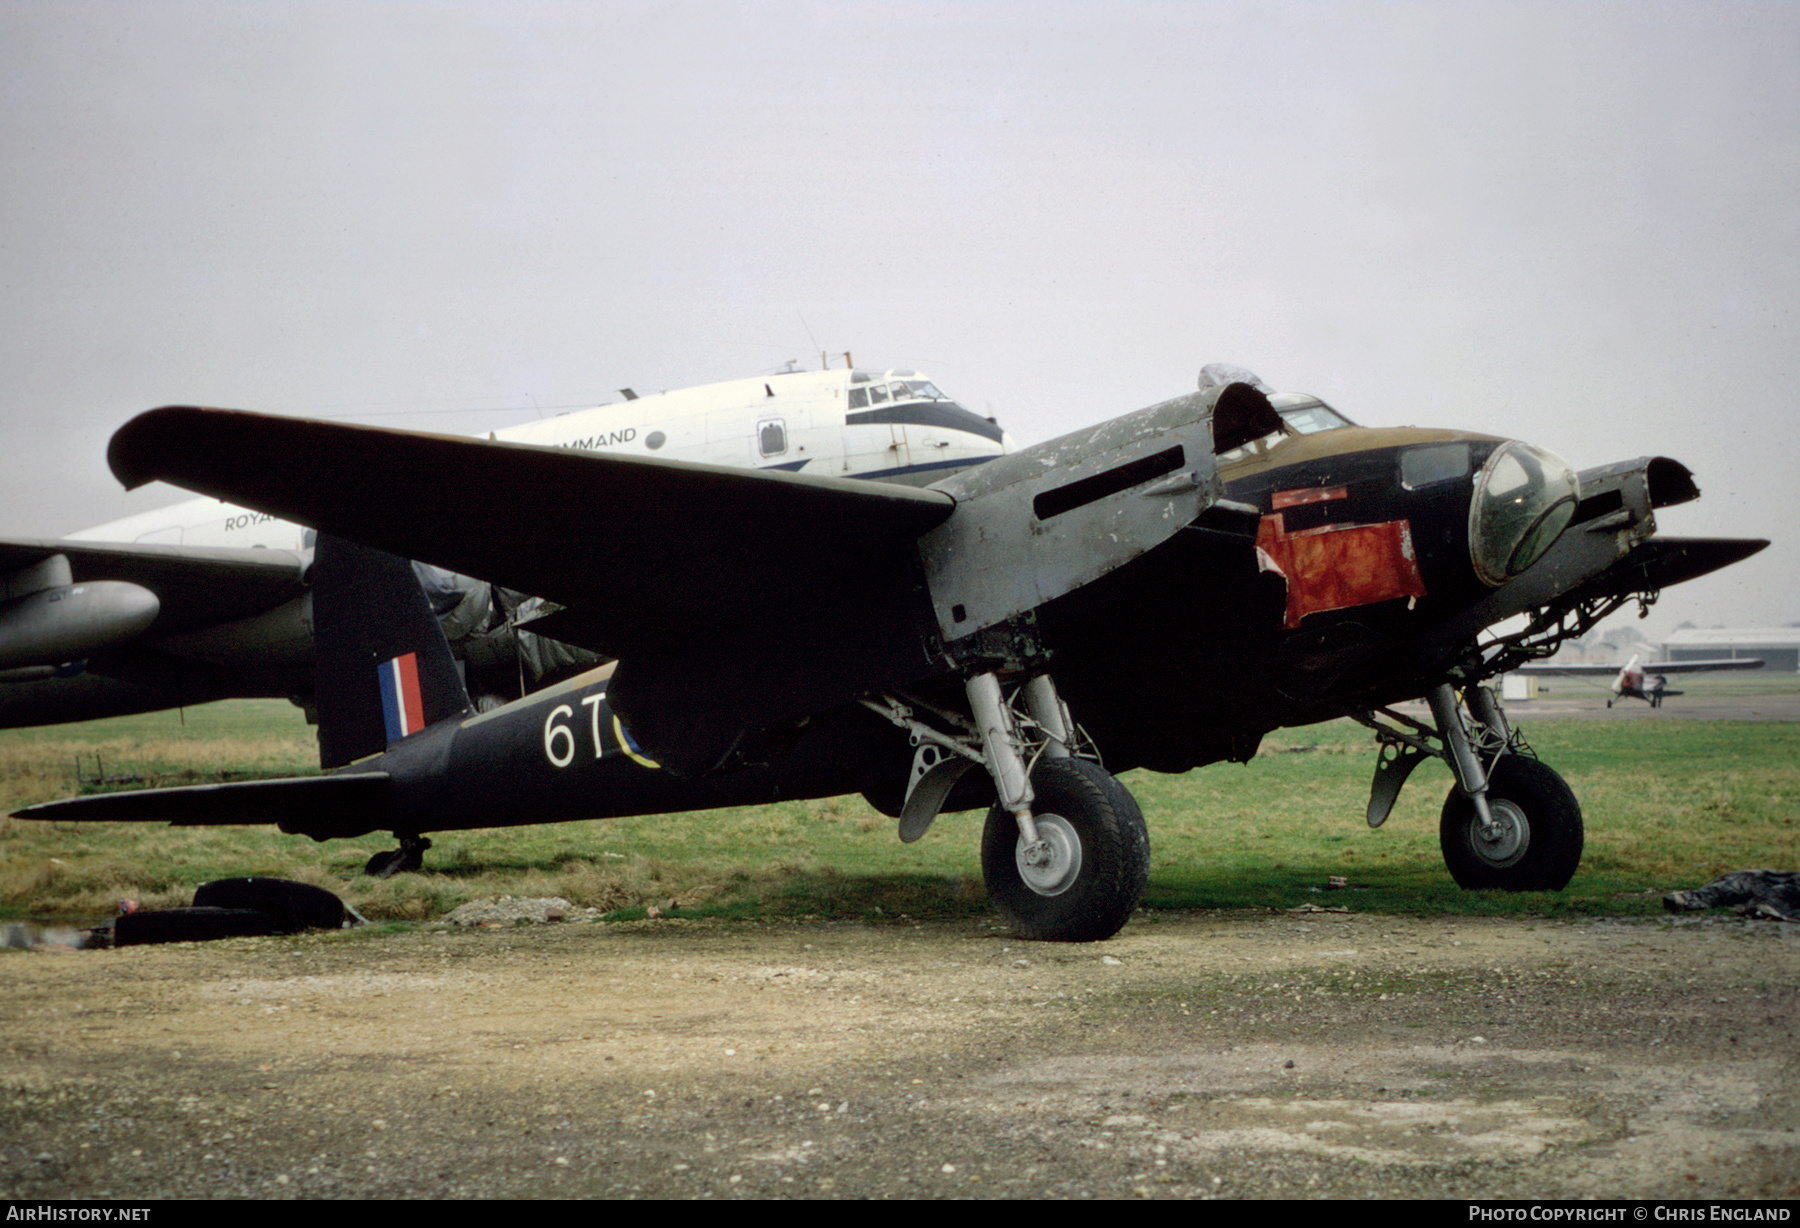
[
  {"left": 1516, "top": 651, "right": 1765, "bottom": 708},
  {"left": 0, "top": 366, "right": 1008, "bottom": 728},
  {"left": 16, "top": 368, "right": 1767, "bottom": 941}
]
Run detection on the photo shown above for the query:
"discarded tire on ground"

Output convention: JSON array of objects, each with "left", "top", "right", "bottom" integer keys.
[{"left": 193, "top": 877, "right": 347, "bottom": 932}]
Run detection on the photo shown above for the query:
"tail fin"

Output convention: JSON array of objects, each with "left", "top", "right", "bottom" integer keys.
[{"left": 312, "top": 534, "right": 471, "bottom": 769}]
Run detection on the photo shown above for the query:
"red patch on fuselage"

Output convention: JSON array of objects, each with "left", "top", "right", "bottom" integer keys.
[
  {"left": 1256, "top": 512, "right": 1428, "bottom": 629},
  {"left": 1271, "top": 485, "right": 1347, "bottom": 510}
]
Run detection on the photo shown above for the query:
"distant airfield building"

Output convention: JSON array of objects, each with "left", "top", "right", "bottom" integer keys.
[{"left": 1660, "top": 628, "right": 1800, "bottom": 673}]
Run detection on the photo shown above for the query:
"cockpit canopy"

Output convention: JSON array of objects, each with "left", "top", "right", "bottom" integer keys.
[
  {"left": 847, "top": 369, "right": 951, "bottom": 410},
  {"left": 1216, "top": 392, "right": 1355, "bottom": 462}
]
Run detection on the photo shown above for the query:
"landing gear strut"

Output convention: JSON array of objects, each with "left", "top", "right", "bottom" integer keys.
[
  {"left": 364, "top": 834, "right": 431, "bottom": 879},
  {"left": 864, "top": 671, "right": 1148, "bottom": 942},
  {"left": 1359, "top": 683, "right": 1584, "bottom": 891}
]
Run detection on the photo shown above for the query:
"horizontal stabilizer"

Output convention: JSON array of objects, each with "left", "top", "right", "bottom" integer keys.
[{"left": 13, "top": 772, "right": 390, "bottom": 837}]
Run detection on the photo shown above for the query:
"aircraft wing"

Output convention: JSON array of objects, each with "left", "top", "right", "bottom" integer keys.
[
  {"left": 109, "top": 391, "right": 1236, "bottom": 775},
  {"left": 110, "top": 406, "right": 955, "bottom": 662},
  {"left": 0, "top": 537, "right": 308, "bottom": 636},
  {"left": 1513, "top": 662, "right": 1630, "bottom": 675},
  {"left": 1628, "top": 657, "right": 1762, "bottom": 674},
  {"left": 1517, "top": 657, "right": 1763, "bottom": 675},
  {"left": 111, "top": 406, "right": 964, "bottom": 770}
]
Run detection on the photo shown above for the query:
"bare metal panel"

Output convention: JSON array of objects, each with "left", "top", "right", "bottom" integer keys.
[{"left": 919, "top": 388, "right": 1229, "bottom": 640}]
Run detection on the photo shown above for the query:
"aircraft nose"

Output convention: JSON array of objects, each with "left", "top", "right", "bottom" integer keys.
[{"left": 1468, "top": 441, "right": 1580, "bottom": 585}]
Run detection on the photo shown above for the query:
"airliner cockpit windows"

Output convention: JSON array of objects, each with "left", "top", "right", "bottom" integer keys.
[{"left": 893, "top": 380, "right": 948, "bottom": 402}]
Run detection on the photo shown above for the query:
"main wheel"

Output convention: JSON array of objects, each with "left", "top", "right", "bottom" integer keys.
[
  {"left": 1439, "top": 756, "right": 1584, "bottom": 891},
  {"left": 980, "top": 756, "right": 1149, "bottom": 942}
]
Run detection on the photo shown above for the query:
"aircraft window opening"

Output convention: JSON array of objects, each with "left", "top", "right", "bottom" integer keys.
[
  {"left": 893, "top": 379, "right": 948, "bottom": 403},
  {"left": 869, "top": 385, "right": 891, "bottom": 405},
  {"left": 1216, "top": 434, "right": 1275, "bottom": 465},
  {"left": 1401, "top": 442, "right": 1471, "bottom": 490},
  {"left": 1216, "top": 399, "right": 1353, "bottom": 464},
  {"left": 848, "top": 387, "right": 869, "bottom": 409},
  {"left": 759, "top": 419, "right": 787, "bottom": 456},
  {"left": 1277, "top": 403, "right": 1354, "bottom": 435},
  {"left": 1468, "top": 440, "right": 1580, "bottom": 585}
]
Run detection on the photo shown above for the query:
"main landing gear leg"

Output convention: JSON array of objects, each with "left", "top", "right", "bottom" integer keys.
[
  {"left": 968, "top": 672, "right": 1148, "bottom": 943},
  {"left": 863, "top": 673, "right": 1148, "bottom": 942},
  {"left": 1360, "top": 685, "right": 1584, "bottom": 892},
  {"left": 1433, "top": 684, "right": 1584, "bottom": 891},
  {"left": 364, "top": 834, "right": 432, "bottom": 879}
]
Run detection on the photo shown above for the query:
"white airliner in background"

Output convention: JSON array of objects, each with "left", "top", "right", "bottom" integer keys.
[{"left": 0, "top": 367, "right": 1011, "bottom": 728}]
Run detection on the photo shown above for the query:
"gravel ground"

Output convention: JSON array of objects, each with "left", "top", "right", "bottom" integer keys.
[{"left": 2, "top": 908, "right": 1797, "bottom": 1200}]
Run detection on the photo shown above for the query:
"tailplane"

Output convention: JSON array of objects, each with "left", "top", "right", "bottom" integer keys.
[{"left": 312, "top": 534, "right": 471, "bottom": 769}]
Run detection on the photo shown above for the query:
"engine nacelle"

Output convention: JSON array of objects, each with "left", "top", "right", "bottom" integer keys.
[{"left": 0, "top": 580, "right": 160, "bottom": 669}]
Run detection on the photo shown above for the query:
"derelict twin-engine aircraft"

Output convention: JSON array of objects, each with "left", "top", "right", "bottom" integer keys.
[
  {"left": 0, "top": 366, "right": 1008, "bottom": 728},
  {"left": 1516, "top": 652, "right": 1765, "bottom": 708},
  {"left": 17, "top": 367, "right": 1767, "bottom": 940}
]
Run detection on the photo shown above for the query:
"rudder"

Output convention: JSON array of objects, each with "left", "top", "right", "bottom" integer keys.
[{"left": 312, "top": 534, "right": 471, "bottom": 769}]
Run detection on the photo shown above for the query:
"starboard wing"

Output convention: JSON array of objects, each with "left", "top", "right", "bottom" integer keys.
[
  {"left": 110, "top": 407, "right": 954, "bottom": 662},
  {"left": 110, "top": 407, "right": 960, "bottom": 771}
]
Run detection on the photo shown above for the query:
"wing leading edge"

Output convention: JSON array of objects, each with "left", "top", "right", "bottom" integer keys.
[{"left": 110, "top": 406, "right": 955, "bottom": 662}]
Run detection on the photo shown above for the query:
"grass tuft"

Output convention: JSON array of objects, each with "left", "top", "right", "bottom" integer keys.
[{"left": 2, "top": 696, "right": 1797, "bottom": 927}]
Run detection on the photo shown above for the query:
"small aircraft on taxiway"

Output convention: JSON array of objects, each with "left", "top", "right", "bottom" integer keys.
[
  {"left": 0, "top": 366, "right": 1008, "bottom": 728},
  {"left": 1515, "top": 651, "right": 1765, "bottom": 708},
  {"left": 16, "top": 364, "right": 1767, "bottom": 941}
]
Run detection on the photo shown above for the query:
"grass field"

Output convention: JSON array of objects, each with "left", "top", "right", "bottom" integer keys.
[{"left": 2, "top": 694, "right": 1796, "bottom": 927}]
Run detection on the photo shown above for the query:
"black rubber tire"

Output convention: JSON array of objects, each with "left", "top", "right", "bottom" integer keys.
[
  {"left": 980, "top": 756, "right": 1149, "bottom": 942},
  {"left": 193, "top": 877, "right": 346, "bottom": 933},
  {"left": 1440, "top": 756, "right": 1584, "bottom": 891},
  {"left": 114, "top": 907, "right": 279, "bottom": 947}
]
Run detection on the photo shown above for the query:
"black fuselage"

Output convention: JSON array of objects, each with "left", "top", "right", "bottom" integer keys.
[{"left": 1040, "top": 425, "right": 1507, "bottom": 773}]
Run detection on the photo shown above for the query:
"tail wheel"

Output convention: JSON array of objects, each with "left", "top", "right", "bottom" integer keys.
[
  {"left": 980, "top": 757, "right": 1149, "bottom": 942},
  {"left": 1440, "top": 756, "right": 1584, "bottom": 891},
  {"left": 363, "top": 835, "right": 431, "bottom": 878}
]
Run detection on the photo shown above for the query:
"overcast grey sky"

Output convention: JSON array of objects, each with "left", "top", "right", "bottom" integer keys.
[{"left": 3, "top": 0, "right": 1794, "bottom": 636}]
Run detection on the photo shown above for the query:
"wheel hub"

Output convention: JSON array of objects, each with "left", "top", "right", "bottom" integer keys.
[
  {"left": 1472, "top": 798, "right": 1530, "bottom": 867},
  {"left": 1016, "top": 813, "right": 1082, "bottom": 896}
]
